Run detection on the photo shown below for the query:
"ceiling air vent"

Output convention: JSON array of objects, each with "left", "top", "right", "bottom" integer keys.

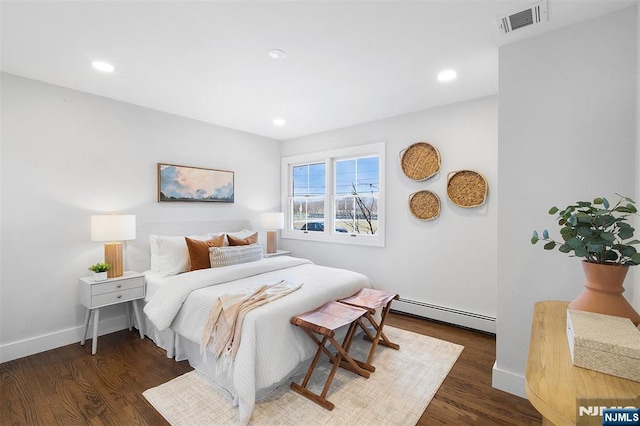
[{"left": 497, "top": 0, "right": 548, "bottom": 35}]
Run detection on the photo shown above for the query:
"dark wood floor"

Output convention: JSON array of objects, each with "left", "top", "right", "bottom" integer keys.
[
  {"left": 386, "top": 314, "right": 541, "bottom": 425},
  {"left": 0, "top": 313, "right": 542, "bottom": 425}
]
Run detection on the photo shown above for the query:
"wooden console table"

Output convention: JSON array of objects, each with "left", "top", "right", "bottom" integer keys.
[{"left": 525, "top": 301, "right": 640, "bottom": 425}]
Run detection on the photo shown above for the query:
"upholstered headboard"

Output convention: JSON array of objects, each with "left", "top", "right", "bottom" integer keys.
[{"left": 126, "top": 218, "right": 252, "bottom": 273}]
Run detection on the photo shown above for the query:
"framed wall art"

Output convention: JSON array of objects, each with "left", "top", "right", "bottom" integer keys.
[{"left": 157, "top": 163, "right": 234, "bottom": 203}]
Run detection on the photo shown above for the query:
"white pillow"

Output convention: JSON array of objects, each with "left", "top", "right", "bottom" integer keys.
[
  {"left": 209, "top": 244, "right": 263, "bottom": 268},
  {"left": 149, "top": 234, "right": 210, "bottom": 276},
  {"left": 224, "top": 229, "right": 255, "bottom": 246}
]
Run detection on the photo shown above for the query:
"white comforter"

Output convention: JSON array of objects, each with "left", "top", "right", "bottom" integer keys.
[
  {"left": 143, "top": 256, "right": 372, "bottom": 425},
  {"left": 144, "top": 256, "right": 313, "bottom": 331}
]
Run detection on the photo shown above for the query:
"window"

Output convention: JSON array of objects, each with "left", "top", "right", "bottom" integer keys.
[
  {"left": 281, "top": 142, "right": 385, "bottom": 247},
  {"left": 292, "top": 163, "right": 325, "bottom": 232},
  {"left": 334, "top": 156, "right": 379, "bottom": 235}
]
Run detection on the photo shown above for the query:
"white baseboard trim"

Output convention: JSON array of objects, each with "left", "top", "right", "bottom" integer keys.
[
  {"left": 0, "top": 314, "right": 131, "bottom": 364},
  {"left": 3, "top": 299, "right": 498, "bottom": 363},
  {"left": 491, "top": 361, "right": 527, "bottom": 399},
  {"left": 393, "top": 298, "right": 496, "bottom": 334}
]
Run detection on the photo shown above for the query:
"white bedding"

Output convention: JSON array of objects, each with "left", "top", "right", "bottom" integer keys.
[
  {"left": 142, "top": 256, "right": 372, "bottom": 425},
  {"left": 144, "top": 272, "right": 171, "bottom": 302},
  {"left": 145, "top": 256, "right": 313, "bottom": 331}
]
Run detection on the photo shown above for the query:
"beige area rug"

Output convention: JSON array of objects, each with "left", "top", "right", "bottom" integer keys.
[{"left": 143, "top": 326, "right": 463, "bottom": 425}]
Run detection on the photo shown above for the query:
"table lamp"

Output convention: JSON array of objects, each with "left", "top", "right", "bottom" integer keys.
[
  {"left": 260, "top": 212, "right": 284, "bottom": 254},
  {"left": 91, "top": 214, "right": 136, "bottom": 278}
]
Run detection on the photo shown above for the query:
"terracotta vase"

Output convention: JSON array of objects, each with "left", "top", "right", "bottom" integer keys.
[{"left": 568, "top": 261, "right": 640, "bottom": 326}]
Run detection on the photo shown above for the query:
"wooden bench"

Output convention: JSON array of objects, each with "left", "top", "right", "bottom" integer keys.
[
  {"left": 290, "top": 301, "right": 370, "bottom": 410},
  {"left": 338, "top": 288, "right": 400, "bottom": 372}
]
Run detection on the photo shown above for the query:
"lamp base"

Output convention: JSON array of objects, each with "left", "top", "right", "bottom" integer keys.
[
  {"left": 266, "top": 230, "right": 277, "bottom": 254},
  {"left": 105, "top": 242, "right": 124, "bottom": 278}
]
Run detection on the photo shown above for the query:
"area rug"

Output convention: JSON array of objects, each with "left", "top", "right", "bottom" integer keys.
[{"left": 143, "top": 326, "right": 463, "bottom": 425}]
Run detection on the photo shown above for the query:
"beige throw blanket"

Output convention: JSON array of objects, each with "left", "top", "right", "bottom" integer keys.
[{"left": 201, "top": 280, "right": 303, "bottom": 364}]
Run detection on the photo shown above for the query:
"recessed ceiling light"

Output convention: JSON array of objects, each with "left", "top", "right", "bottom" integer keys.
[
  {"left": 437, "top": 69, "right": 457, "bottom": 82},
  {"left": 268, "top": 49, "right": 286, "bottom": 59},
  {"left": 92, "top": 61, "right": 115, "bottom": 73},
  {"left": 273, "top": 118, "right": 286, "bottom": 126}
]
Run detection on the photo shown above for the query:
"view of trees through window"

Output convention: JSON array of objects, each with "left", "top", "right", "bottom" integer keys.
[{"left": 291, "top": 156, "right": 379, "bottom": 234}]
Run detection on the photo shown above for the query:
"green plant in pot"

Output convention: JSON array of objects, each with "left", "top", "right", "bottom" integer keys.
[
  {"left": 531, "top": 195, "right": 640, "bottom": 325},
  {"left": 89, "top": 262, "right": 110, "bottom": 281}
]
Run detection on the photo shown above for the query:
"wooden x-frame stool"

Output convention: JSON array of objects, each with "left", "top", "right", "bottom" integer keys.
[
  {"left": 338, "top": 288, "right": 400, "bottom": 372},
  {"left": 290, "top": 301, "right": 370, "bottom": 410}
]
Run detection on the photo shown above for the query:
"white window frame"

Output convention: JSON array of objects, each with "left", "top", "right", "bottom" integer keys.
[{"left": 281, "top": 141, "right": 385, "bottom": 247}]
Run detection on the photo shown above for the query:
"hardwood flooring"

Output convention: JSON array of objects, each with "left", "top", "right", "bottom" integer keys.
[
  {"left": 0, "top": 313, "right": 542, "bottom": 425},
  {"left": 386, "top": 314, "right": 541, "bottom": 425}
]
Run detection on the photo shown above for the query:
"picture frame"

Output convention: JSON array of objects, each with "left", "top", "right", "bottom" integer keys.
[{"left": 157, "top": 163, "right": 234, "bottom": 203}]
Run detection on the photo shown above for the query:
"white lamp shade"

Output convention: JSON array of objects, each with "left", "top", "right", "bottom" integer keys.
[
  {"left": 260, "top": 212, "right": 284, "bottom": 230},
  {"left": 91, "top": 215, "right": 136, "bottom": 241}
]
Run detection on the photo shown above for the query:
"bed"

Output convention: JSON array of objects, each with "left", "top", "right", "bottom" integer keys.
[{"left": 127, "top": 219, "right": 372, "bottom": 424}]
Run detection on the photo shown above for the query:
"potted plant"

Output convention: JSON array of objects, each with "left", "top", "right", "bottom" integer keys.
[
  {"left": 88, "top": 262, "right": 110, "bottom": 282},
  {"left": 531, "top": 195, "right": 640, "bottom": 324}
]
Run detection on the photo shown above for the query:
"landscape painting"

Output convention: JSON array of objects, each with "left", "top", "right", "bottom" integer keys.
[{"left": 158, "top": 163, "right": 234, "bottom": 203}]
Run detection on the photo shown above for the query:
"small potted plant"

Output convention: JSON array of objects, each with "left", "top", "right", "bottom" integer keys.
[
  {"left": 531, "top": 194, "right": 640, "bottom": 324},
  {"left": 88, "top": 262, "right": 110, "bottom": 282}
]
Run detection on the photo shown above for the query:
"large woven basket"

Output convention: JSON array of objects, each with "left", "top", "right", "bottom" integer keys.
[
  {"left": 409, "top": 190, "right": 441, "bottom": 220},
  {"left": 446, "top": 170, "right": 488, "bottom": 208},
  {"left": 400, "top": 142, "right": 441, "bottom": 181}
]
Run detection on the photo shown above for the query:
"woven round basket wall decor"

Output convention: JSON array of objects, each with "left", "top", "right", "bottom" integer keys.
[
  {"left": 409, "top": 190, "right": 441, "bottom": 220},
  {"left": 446, "top": 170, "right": 488, "bottom": 208},
  {"left": 400, "top": 142, "right": 441, "bottom": 181}
]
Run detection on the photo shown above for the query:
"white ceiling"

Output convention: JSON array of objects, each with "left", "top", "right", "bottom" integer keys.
[{"left": 1, "top": 1, "right": 637, "bottom": 140}]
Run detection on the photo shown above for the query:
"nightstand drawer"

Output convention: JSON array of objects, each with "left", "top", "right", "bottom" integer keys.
[
  {"left": 91, "top": 277, "right": 144, "bottom": 296},
  {"left": 91, "top": 286, "right": 145, "bottom": 306},
  {"left": 79, "top": 272, "right": 146, "bottom": 309}
]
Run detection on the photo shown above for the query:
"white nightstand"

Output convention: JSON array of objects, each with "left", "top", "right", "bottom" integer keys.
[
  {"left": 264, "top": 250, "right": 291, "bottom": 258},
  {"left": 79, "top": 271, "right": 145, "bottom": 355}
]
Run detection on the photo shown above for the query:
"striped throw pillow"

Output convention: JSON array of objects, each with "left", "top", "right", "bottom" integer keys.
[{"left": 209, "top": 244, "right": 263, "bottom": 268}]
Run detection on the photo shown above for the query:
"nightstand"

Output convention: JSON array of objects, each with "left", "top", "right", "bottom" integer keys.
[
  {"left": 264, "top": 250, "right": 291, "bottom": 258},
  {"left": 79, "top": 271, "right": 145, "bottom": 355}
]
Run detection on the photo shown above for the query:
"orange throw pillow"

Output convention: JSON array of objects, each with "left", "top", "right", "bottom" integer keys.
[
  {"left": 227, "top": 232, "right": 258, "bottom": 246},
  {"left": 185, "top": 235, "right": 225, "bottom": 271}
]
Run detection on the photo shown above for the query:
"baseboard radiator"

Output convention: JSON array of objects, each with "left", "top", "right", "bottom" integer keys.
[{"left": 392, "top": 298, "right": 496, "bottom": 334}]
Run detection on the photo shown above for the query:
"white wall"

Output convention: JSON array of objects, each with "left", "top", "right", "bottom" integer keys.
[
  {"left": 635, "top": 5, "right": 640, "bottom": 316},
  {"left": 281, "top": 95, "right": 498, "bottom": 332},
  {"left": 0, "top": 73, "right": 281, "bottom": 362},
  {"left": 495, "top": 8, "right": 637, "bottom": 397}
]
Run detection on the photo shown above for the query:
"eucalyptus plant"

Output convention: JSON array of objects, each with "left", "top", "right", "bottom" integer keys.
[
  {"left": 531, "top": 195, "right": 640, "bottom": 265},
  {"left": 88, "top": 262, "right": 111, "bottom": 273}
]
